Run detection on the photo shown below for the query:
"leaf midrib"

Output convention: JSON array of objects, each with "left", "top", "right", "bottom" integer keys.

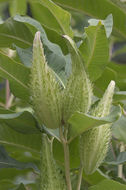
[
  {"left": 0, "top": 33, "right": 32, "bottom": 46},
  {"left": 86, "top": 25, "right": 100, "bottom": 67},
  {"left": 0, "top": 65, "right": 29, "bottom": 91}
]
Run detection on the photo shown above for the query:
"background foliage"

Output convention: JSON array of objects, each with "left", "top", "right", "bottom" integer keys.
[{"left": 0, "top": 0, "right": 126, "bottom": 189}]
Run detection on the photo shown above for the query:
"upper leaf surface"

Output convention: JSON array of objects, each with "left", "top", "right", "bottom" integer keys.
[
  {"left": 79, "top": 22, "right": 109, "bottom": 81},
  {"left": 0, "top": 18, "right": 33, "bottom": 48},
  {"left": 0, "top": 51, "right": 30, "bottom": 101},
  {"left": 29, "top": 0, "right": 73, "bottom": 37}
]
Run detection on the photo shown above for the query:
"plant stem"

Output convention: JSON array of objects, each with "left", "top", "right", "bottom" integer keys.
[
  {"left": 5, "top": 80, "right": 10, "bottom": 109},
  {"left": 118, "top": 142, "right": 125, "bottom": 179},
  {"left": 76, "top": 166, "right": 83, "bottom": 190},
  {"left": 60, "top": 126, "right": 72, "bottom": 190},
  {"left": 5, "top": 80, "right": 14, "bottom": 109}
]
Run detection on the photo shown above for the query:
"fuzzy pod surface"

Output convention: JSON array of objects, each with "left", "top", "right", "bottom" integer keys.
[
  {"left": 62, "top": 36, "right": 92, "bottom": 124},
  {"left": 80, "top": 81, "right": 115, "bottom": 175},
  {"left": 30, "top": 31, "right": 62, "bottom": 129},
  {"left": 40, "top": 134, "right": 67, "bottom": 190}
]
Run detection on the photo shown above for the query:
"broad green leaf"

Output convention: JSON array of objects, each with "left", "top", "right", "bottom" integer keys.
[
  {"left": 83, "top": 169, "right": 109, "bottom": 185},
  {"left": 0, "top": 180, "right": 16, "bottom": 190},
  {"left": 112, "top": 115, "right": 126, "bottom": 144},
  {"left": 9, "top": 0, "right": 27, "bottom": 16},
  {"left": 108, "top": 61, "right": 126, "bottom": 91},
  {"left": 0, "top": 18, "right": 33, "bottom": 48},
  {"left": 94, "top": 67, "right": 117, "bottom": 97},
  {"left": 14, "top": 15, "right": 68, "bottom": 83},
  {"left": 105, "top": 152, "right": 126, "bottom": 165},
  {"left": 52, "top": 0, "right": 126, "bottom": 39},
  {"left": 68, "top": 106, "right": 121, "bottom": 142},
  {"left": 0, "top": 50, "right": 30, "bottom": 101},
  {"left": 79, "top": 22, "right": 109, "bottom": 81},
  {"left": 14, "top": 45, "right": 32, "bottom": 68},
  {"left": 0, "top": 145, "right": 38, "bottom": 171},
  {"left": 14, "top": 15, "right": 68, "bottom": 55},
  {"left": 114, "top": 91, "right": 126, "bottom": 102},
  {"left": 16, "top": 183, "right": 26, "bottom": 190},
  {"left": 0, "top": 124, "right": 41, "bottom": 154},
  {"left": 88, "top": 179, "right": 126, "bottom": 190},
  {"left": 0, "top": 108, "right": 40, "bottom": 134},
  {"left": 29, "top": 0, "right": 73, "bottom": 37}
]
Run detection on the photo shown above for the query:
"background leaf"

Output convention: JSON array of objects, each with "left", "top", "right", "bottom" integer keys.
[
  {"left": 0, "top": 145, "right": 38, "bottom": 171},
  {"left": 0, "top": 50, "right": 30, "bottom": 101},
  {"left": 112, "top": 115, "right": 126, "bottom": 144},
  {"left": 88, "top": 179, "right": 126, "bottom": 190},
  {"left": 0, "top": 179, "right": 16, "bottom": 190},
  {"left": 105, "top": 151, "right": 126, "bottom": 165},
  {"left": 29, "top": 0, "right": 73, "bottom": 37},
  {"left": 0, "top": 18, "right": 33, "bottom": 48},
  {"left": 52, "top": 0, "right": 126, "bottom": 39},
  {"left": 79, "top": 22, "right": 109, "bottom": 81},
  {"left": 9, "top": 0, "right": 27, "bottom": 16},
  {"left": 14, "top": 15, "right": 68, "bottom": 83},
  {"left": 0, "top": 124, "right": 41, "bottom": 154},
  {"left": 0, "top": 108, "right": 40, "bottom": 134},
  {"left": 16, "top": 183, "right": 26, "bottom": 190}
]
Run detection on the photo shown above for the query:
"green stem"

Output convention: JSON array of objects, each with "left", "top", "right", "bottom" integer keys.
[
  {"left": 76, "top": 166, "right": 83, "bottom": 190},
  {"left": 118, "top": 142, "right": 125, "bottom": 179},
  {"left": 60, "top": 126, "right": 72, "bottom": 190}
]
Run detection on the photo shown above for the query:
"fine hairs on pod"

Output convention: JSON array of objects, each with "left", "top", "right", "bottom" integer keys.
[
  {"left": 80, "top": 81, "right": 115, "bottom": 175},
  {"left": 30, "top": 31, "right": 62, "bottom": 129},
  {"left": 62, "top": 35, "right": 93, "bottom": 124},
  {"left": 40, "top": 134, "right": 67, "bottom": 190}
]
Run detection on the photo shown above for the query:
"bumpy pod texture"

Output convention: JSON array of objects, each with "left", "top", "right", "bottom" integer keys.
[
  {"left": 62, "top": 37, "right": 92, "bottom": 124},
  {"left": 40, "top": 134, "right": 67, "bottom": 190},
  {"left": 30, "top": 32, "right": 61, "bottom": 129},
  {"left": 80, "top": 81, "right": 115, "bottom": 175}
]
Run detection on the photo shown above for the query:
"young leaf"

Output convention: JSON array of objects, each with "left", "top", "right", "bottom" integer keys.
[{"left": 79, "top": 22, "right": 109, "bottom": 81}]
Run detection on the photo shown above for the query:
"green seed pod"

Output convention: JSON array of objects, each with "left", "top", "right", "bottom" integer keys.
[
  {"left": 30, "top": 31, "right": 61, "bottom": 129},
  {"left": 80, "top": 80, "right": 115, "bottom": 175},
  {"left": 40, "top": 134, "right": 67, "bottom": 190},
  {"left": 62, "top": 36, "right": 92, "bottom": 124},
  {"left": 63, "top": 71, "right": 92, "bottom": 123}
]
